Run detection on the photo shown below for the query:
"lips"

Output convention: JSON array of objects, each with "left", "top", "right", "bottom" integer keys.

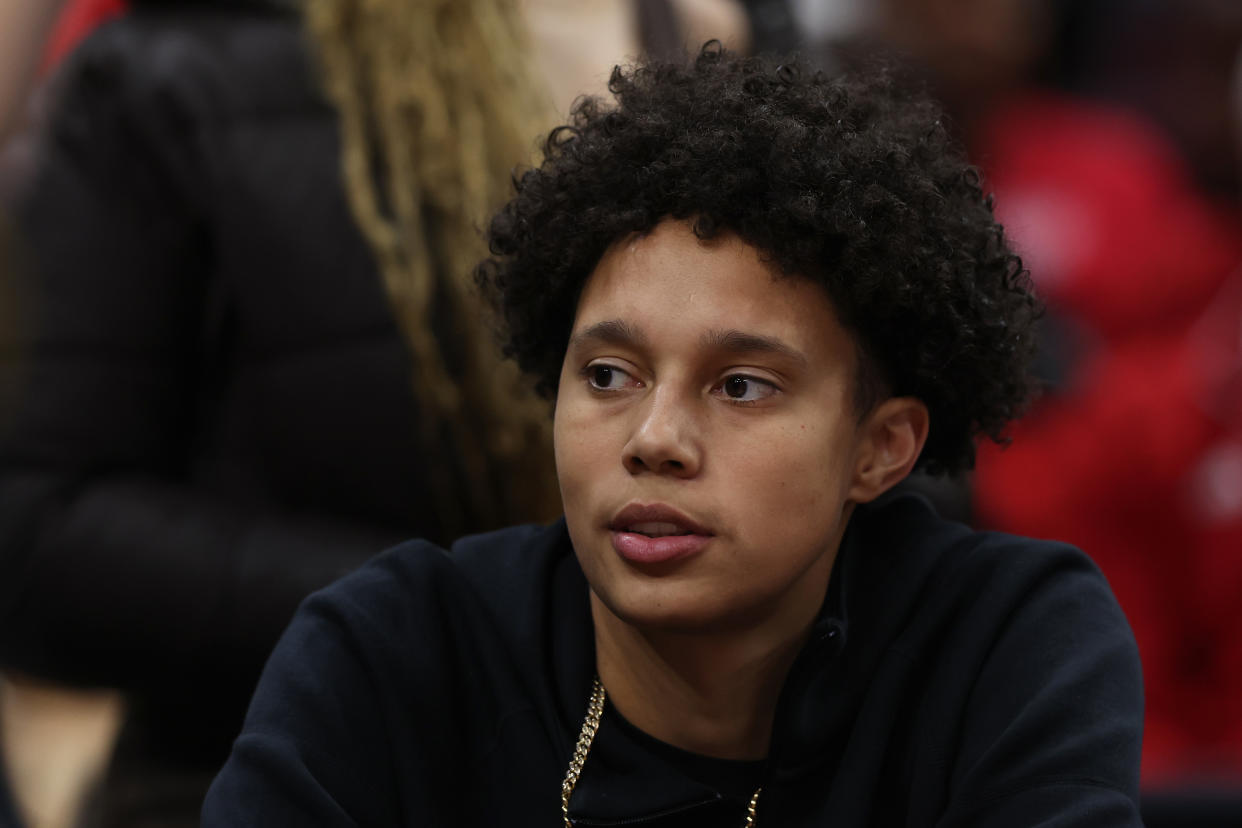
[
  {"left": 608, "top": 503, "right": 713, "bottom": 564},
  {"left": 609, "top": 503, "right": 712, "bottom": 535},
  {"left": 626, "top": 521, "right": 693, "bottom": 538}
]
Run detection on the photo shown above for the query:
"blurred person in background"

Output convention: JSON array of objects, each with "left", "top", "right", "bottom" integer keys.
[
  {"left": 840, "top": 0, "right": 1242, "bottom": 792},
  {"left": 1069, "top": 0, "right": 1242, "bottom": 203},
  {"left": 0, "top": 0, "right": 573, "bottom": 823},
  {"left": 0, "top": 183, "right": 20, "bottom": 828},
  {"left": 965, "top": 0, "right": 1242, "bottom": 791},
  {"left": 0, "top": 0, "right": 755, "bottom": 824},
  {"left": 0, "top": 0, "right": 69, "bottom": 144},
  {"left": 521, "top": 0, "right": 751, "bottom": 116}
]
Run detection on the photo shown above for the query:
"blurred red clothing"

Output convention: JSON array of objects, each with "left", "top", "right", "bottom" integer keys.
[
  {"left": 40, "top": 0, "right": 128, "bottom": 74},
  {"left": 974, "top": 92, "right": 1240, "bottom": 344},
  {"left": 972, "top": 91, "right": 1242, "bottom": 785}
]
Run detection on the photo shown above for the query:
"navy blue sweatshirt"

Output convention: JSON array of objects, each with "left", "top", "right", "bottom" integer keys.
[{"left": 203, "top": 495, "right": 1144, "bottom": 826}]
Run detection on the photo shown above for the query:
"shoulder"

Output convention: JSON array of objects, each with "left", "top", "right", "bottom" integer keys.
[
  {"left": 301, "top": 521, "right": 570, "bottom": 645},
  {"left": 845, "top": 493, "right": 1139, "bottom": 689},
  {"left": 14, "top": 8, "right": 325, "bottom": 216},
  {"left": 71, "top": 8, "right": 310, "bottom": 91},
  {"left": 206, "top": 520, "right": 577, "bottom": 823},
  {"left": 850, "top": 495, "right": 1144, "bottom": 816},
  {"left": 241, "top": 521, "right": 570, "bottom": 738},
  {"left": 46, "top": 8, "right": 324, "bottom": 145},
  {"left": 254, "top": 521, "right": 574, "bottom": 754},
  {"left": 327, "top": 519, "right": 564, "bottom": 593},
  {"left": 854, "top": 492, "right": 1116, "bottom": 605}
]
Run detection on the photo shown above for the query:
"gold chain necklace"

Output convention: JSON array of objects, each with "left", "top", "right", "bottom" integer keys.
[{"left": 561, "top": 677, "right": 762, "bottom": 827}]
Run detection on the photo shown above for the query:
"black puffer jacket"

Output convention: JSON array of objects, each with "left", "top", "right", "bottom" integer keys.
[{"left": 0, "top": 2, "right": 447, "bottom": 763}]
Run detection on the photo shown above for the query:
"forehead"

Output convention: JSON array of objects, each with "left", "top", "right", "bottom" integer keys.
[{"left": 570, "top": 221, "right": 856, "bottom": 365}]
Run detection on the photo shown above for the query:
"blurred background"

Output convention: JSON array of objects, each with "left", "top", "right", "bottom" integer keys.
[{"left": 0, "top": 0, "right": 1239, "bottom": 826}]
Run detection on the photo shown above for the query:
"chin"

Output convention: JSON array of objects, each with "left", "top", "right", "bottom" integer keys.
[{"left": 592, "top": 580, "right": 767, "bottom": 636}]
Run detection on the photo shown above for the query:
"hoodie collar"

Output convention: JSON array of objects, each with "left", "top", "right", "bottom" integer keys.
[{"left": 551, "top": 495, "right": 952, "bottom": 823}]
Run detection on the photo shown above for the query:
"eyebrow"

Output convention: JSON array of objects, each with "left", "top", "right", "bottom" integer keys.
[
  {"left": 567, "top": 321, "right": 808, "bottom": 368},
  {"left": 700, "top": 329, "right": 808, "bottom": 369},
  {"left": 567, "top": 319, "right": 648, "bottom": 350}
]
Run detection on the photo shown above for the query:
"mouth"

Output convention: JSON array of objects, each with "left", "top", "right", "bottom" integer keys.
[
  {"left": 608, "top": 503, "right": 713, "bottom": 537},
  {"left": 607, "top": 504, "right": 713, "bottom": 565},
  {"left": 621, "top": 522, "right": 697, "bottom": 538}
]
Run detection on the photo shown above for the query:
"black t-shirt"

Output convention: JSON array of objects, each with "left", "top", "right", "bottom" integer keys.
[{"left": 607, "top": 701, "right": 767, "bottom": 810}]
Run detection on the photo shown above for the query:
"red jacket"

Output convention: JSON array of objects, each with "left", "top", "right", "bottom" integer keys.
[{"left": 972, "top": 92, "right": 1242, "bottom": 784}]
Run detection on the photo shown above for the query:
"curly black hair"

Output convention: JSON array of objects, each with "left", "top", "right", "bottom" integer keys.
[{"left": 476, "top": 44, "right": 1041, "bottom": 475}]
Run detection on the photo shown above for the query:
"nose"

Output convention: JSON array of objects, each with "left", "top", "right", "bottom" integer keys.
[{"left": 622, "top": 387, "right": 702, "bottom": 478}]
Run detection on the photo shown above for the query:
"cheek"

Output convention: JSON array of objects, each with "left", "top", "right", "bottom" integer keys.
[
  {"left": 725, "top": 422, "right": 856, "bottom": 537},
  {"left": 552, "top": 364, "right": 583, "bottom": 482},
  {"left": 553, "top": 393, "right": 609, "bottom": 511},
  {"left": 552, "top": 403, "right": 582, "bottom": 502}
]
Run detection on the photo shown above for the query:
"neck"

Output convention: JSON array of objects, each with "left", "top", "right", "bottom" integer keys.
[{"left": 590, "top": 578, "right": 827, "bottom": 761}]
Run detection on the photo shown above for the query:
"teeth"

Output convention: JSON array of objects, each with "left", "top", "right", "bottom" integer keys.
[{"left": 628, "top": 521, "right": 688, "bottom": 537}]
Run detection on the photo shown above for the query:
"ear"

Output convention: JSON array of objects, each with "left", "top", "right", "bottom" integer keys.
[{"left": 846, "top": 397, "right": 930, "bottom": 504}]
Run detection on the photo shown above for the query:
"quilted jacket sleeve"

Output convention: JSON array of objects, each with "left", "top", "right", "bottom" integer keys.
[{"left": 0, "top": 22, "right": 385, "bottom": 697}]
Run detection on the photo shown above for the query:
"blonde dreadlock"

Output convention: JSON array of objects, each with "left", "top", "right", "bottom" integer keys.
[{"left": 304, "top": 0, "right": 560, "bottom": 536}]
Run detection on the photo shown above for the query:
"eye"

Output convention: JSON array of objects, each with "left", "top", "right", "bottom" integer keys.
[
  {"left": 585, "top": 363, "right": 640, "bottom": 391},
  {"left": 714, "top": 374, "right": 778, "bottom": 404}
]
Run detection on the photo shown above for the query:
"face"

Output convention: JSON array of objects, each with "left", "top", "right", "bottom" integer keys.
[{"left": 554, "top": 220, "right": 875, "bottom": 636}]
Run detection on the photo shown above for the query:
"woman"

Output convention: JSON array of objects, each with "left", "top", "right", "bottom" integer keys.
[{"left": 204, "top": 46, "right": 1144, "bottom": 827}]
